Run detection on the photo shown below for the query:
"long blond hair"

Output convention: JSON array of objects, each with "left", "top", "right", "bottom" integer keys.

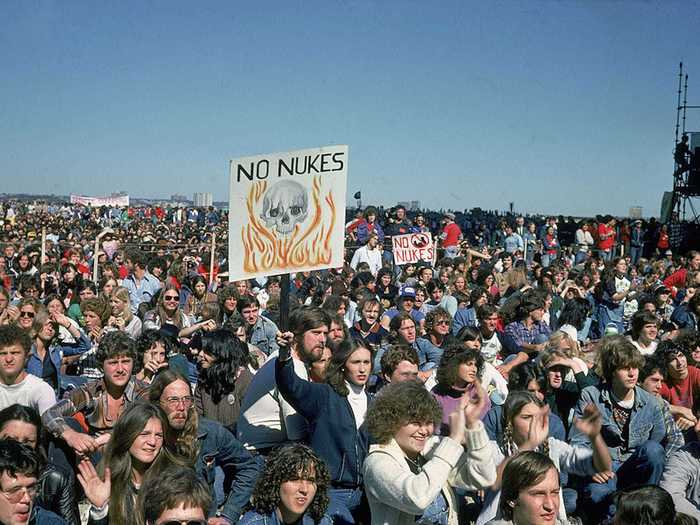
[{"left": 112, "top": 286, "right": 134, "bottom": 323}]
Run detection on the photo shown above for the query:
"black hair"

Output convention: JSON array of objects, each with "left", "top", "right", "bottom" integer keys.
[
  {"left": 197, "top": 330, "right": 250, "bottom": 404},
  {"left": 0, "top": 439, "right": 40, "bottom": 480}
]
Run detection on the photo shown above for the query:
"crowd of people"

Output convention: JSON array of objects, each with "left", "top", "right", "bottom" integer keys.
[{"left": 1, "top": 198, "right": 700, "bottom": 525}]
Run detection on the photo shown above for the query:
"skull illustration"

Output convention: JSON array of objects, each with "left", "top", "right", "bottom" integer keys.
[{"left": 259, "top": 180, "right": 309, "bottom": 236}]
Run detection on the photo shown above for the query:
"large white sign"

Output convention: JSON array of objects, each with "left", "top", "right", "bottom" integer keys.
[
  {"left": 228, "top": 145, "right": 348, "bottom": 282},
  {"left": 70, "top": 194, "right": 129, "bottom": 207},
  {"left": 392, "top": 232, "right": 435, "bottom": 265}
]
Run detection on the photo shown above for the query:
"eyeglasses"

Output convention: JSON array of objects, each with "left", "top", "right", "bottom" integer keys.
[
  {"left": 163, "top": 296, "right": 179, "bottom": 302},
  {"left": 19, "top": 311, "right": 35, "bottom": 319},
  {"left": 162, "top": 396, "right": 194, "bottom": 408},
  {"left": 1, "top": 484, "right": 38, "bottom": 503},
  {"left": 156, "top": 520, "right": 207, "bottom": 525},
  {"left": 435, "top": 320, "right": 450, "bottom": 326}
]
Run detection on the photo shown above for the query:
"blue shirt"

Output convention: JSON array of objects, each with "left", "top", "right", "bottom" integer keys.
[{"left": 122, "top": 271, "right": 162, "bottom": 313}]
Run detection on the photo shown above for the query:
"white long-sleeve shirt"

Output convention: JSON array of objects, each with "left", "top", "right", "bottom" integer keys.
[{"left": 350, "top": 245, "right": 383, "bottom": 276}]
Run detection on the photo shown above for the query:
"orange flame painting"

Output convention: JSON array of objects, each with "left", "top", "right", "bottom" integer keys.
[{"left": 241, "top": 175, "right": 336, "bottom": 274}]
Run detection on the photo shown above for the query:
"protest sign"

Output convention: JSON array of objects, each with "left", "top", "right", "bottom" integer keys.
[
  {"left": 70, "top": 194, "right": 130, "bottom": 207},
  {"left": 228, "top": 145, "right": 348, "bottom": 282},
  {"left": 392, "top": 232, "right": 435, "bottom": 265}
]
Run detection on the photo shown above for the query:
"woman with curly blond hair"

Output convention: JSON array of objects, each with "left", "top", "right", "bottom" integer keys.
[
  {"left": 363, "top": 380, "right": 496, "bottom": 525},
  {"left": 239, "top": 444, "right": 332, "bottom": 525}
]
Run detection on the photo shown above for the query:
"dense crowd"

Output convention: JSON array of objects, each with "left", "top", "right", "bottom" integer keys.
[{"left": 1, "top": 199, "right": 700, "bottom": 525}]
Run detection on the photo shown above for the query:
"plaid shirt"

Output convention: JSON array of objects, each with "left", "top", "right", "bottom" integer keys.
[
  {"left": 42, "top": 376, "right": 149, "bottom": 437},
  {"left": 504, "top": 320, "right": 551, "bottom": 348}
]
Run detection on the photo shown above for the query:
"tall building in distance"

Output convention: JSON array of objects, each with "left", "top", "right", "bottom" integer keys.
[
  {"left": 193, "top": 192, "right": 213, "bottom": 207},
  {"left": 629, "top": 206, "right": 643, "bottom": 219}
]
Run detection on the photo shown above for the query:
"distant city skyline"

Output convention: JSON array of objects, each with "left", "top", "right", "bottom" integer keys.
[{"left": 2, "top": 1, "right": 699, "bottom": 217}]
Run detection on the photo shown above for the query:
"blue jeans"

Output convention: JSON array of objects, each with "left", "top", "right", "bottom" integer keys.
[
  {"left": 328, "top": 487, "right": 365, "bottom": 525},
  {"left": 574, "top": 251, "right": 588, "bottom": 265},
  {"left": 597, "top": 303, "right": 624, "bottom": 336},
  {"left": 583, "top": 440, "right": 665, "bottom": 522},
  {"left": 630, "top": 246, "right": 642, "bottom": 265}
]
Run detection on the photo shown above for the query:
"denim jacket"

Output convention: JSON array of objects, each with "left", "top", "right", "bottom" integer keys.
[
  {"left": 249, "top": 315, "right": 280, "bottom": 356},
  {"left": 27, "top": 331, "right": 91, "bottom": 394},
  {"left": 195, "top": 418, "right": 264, "bottom": 524},
  {"left": 239, "top": 510, "right": 332, "bottom": 525},
  {"left": 569, "top": 384, "right": 666, "bottom": 462}
]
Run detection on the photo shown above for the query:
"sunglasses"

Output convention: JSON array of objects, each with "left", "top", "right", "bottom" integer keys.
[
  {"left": 19, "top": 311, "right": 35, "bottom": 319},
  {"left": 163, "top": 295, "right": 179, "bottom": 301}
]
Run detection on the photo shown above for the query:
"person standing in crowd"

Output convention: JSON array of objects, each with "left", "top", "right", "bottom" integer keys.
[
  {"left": 350, "top": 232, "right": 383, "bottom": 277},
  {"left": 353, "top": 206, "right": 385, "bottom": 245},
  {"left": 598, "top": 217, "right": 617, "bottom": 261},
  {"left": 149, "top": 370, "right": 261, "bottom": 525},
  {"left": 575, "top": 222, "right": 594, "bottom": 265},
  {"left": 440, "top": 213, "right": 463, "bottom": 259},
  {"left": 630, "top": 220, "right": 645, "bottom": 265},
  {"left": 122, "top": 250, "right": 162, "bottom": 314}
]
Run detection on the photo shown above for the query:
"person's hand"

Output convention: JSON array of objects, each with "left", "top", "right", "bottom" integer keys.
[
  {"left": 573, "top": 404, "right": 603, "bottom": 439},
  {"left": 200, "top": 319, "right": 217, "bottom": 332},
  {"left": 463, "top": 382, "right": 487, "bottom": 430},
  {"left": 676, "top": 416, "right": 695, "bottom": 431},
  {"left": 276, "top": 331, "right": 294, "bottom": 361},
  {"left": 6, "top": 305, "right": 19, "bottom": 322},
  {"left": 51, "top": 312, "right": 71, "bottom": 328},
  {"left": 417, "top": 370, "right": 433, "bottom": 383},
  {"left": 496, "top": 363, "right": 512, "bottom": 379},
  {"left": 276, "top": 331, "right": 293, "bottom": 348},
  {"left": 675, "top": 406, "right": 697, "bottom": 424},
  {"left": 89, "top": 327, "right": 103, "bottom": 342},
  {"left": 144, "top": 359, "right": 168, "bottom": 376},
  {"left": 520, "top": 405, "right": 549, "bottom": 451},
  {"left": 93, "top": 433, "right": 111, "bottom": 449},
  {"left": 591, "top": 470, "right": 615, "bottom": 484},
  {"left": 76, "top": 459, "right": 111, "bottom": 509},
  {"left": 63, "top": 428, "right": 98, "bottom": 455}
]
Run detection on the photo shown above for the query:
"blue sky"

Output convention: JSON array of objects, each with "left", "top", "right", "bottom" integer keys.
[{"left": 1, "top": 1, "right": 698, "bottom": 217}]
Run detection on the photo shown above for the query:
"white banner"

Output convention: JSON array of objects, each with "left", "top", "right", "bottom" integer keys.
[
  {"left": 70, "top": 194, "right": 129, "bottom": 207},
  {"left": 392, "top": 232, "right": 435, "bottom": 265},
  {"left": 228, "top": 145, "right": 348, "bottom": 282}
]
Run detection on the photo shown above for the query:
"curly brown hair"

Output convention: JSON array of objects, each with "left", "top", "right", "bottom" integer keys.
[
  {"left": 249, "top": 444, "right": 330, "bottom": 522},
  {"left": 366, "top": 380, "right": 442, "bottom": 444}
]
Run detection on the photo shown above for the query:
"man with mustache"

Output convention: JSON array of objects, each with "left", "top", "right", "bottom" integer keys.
[
  {"left": 149, "top": 370, "right": 261, "bottom": 525},
  {"left": 237, "top": 307, "right": 330, "bottom": 455}
]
